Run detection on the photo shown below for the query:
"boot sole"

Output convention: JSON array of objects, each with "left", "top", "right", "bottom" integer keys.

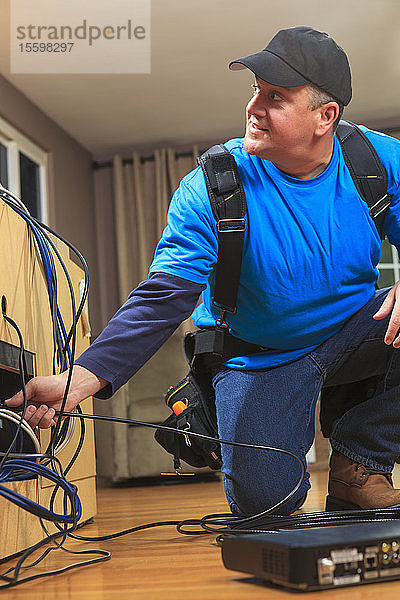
[{"left": 326, "top": 494, "right": 400, "bottom": 512}]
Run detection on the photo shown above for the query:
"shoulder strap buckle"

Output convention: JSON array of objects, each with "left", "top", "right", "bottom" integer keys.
[{"left": 217, "top": 218, "right": 247, "bottom": 233}]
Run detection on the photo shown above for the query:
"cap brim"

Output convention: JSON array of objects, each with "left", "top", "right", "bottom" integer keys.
[{"left": 229, "top": 50, "right": 309, "bottom": 87}]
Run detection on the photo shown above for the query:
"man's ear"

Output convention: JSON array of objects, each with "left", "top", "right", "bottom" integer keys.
[{"left": 315, "top": 102, "right": 339, "bottom": 135}]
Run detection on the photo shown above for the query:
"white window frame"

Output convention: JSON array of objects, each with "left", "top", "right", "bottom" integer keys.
[
  {"left": 376, "top": 130, "right": 400, "bottom": 285},
  {"left": 378, "top": 241, "right": 400, "bottom": 284},
  {"left": 0, "top": 116, "right": 48, "bottom": 223}
]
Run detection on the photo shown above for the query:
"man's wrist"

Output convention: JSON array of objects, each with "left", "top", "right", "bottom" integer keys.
[{"left": 65, "top": 364, "right": 109, "bottom": 400}]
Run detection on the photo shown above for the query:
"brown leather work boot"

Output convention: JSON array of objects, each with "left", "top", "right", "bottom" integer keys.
[{"left": 326, "top": 450, "right": 400, "bottom": 511}]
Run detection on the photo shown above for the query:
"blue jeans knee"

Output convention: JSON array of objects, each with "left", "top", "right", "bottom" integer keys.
[{"left": 223, "top": 471, "right": 311, "bottom": 516}]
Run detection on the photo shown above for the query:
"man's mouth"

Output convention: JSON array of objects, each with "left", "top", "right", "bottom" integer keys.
[{"left": 248, "top": 121, "right": 268, "bottom": 132}]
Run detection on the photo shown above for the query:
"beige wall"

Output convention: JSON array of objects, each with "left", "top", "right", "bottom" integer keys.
[
  {"left": 0, "top": 74, "right": 101, "bottom": 336},
  {"left": 0, "top": 74, "right": 118, "bottom": 476}
]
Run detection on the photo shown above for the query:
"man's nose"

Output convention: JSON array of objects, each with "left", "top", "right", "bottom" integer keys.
[{"left": 246, "top": 94, "right": 266, "bottom": 116}]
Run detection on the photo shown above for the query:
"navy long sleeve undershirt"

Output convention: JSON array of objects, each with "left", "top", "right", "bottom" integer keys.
[{"left": 75, "top": 272, "right": 205, "bottom": 399}]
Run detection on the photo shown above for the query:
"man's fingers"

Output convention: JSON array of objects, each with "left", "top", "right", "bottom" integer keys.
[
  {"left": 384, "top": 312, "right": 400, "bottom": 345},
  {"left": 393, "top": 333, "right": 400, "bottom": 349},
  {"left": 37, "top": 407, "right": 56, "bottom": 429},
  {"left": 373, "top": 289, "right": 395, "bottom": 320},
  {"left": 24, "top": 405, "right": 55, "bottom": 429}
]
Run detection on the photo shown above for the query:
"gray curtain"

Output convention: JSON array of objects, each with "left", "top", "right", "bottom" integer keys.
[{"left": 93, "top": 146, "right": 201, "bottom": 480}]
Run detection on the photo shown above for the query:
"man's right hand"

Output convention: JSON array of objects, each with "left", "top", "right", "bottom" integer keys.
[{"left": 4, "top": 365, "right": 108, "bottom": 429}]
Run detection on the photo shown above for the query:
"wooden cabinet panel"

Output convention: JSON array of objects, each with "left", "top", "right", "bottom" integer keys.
[{"left": 0, "top": 202, "right": 97, "bottom": 560}]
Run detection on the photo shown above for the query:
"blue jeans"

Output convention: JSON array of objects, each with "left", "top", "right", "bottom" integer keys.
[{"left": 213, "top": 288, "right": 400, "bottom": 516}]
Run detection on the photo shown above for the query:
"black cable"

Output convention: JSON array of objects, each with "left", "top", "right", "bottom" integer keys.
[
  {"left": 0, "top": 192, "right": 84, "bottom": 456},
  {"left": 1, "top": 343, "right": 89, "bottom": 581},
  {"left": 36, "top": 221, "right": 80, "bottom": 451},
  {"left": 0, "top": 276, "right": 90, "bottom": 584},
  {"left": 0, "top": 551, "right": 111, "bottom": 590},
  {"left": 46, "top": 407, "right": 86, "bottom": 535},
  {"left": 36, "top": 458, "right": 109, "bottom": 580},
  {"left": 28, "top": 209, "right": 90, "bottom": 338},
  {"left": 0, "top": 308, "right": 122, "bottom": 585},
  {"left": 57, "top": 410, "right": 400, "bottom": 541},
  {"left": 0, "top": 193, "right": 86, "bottom": 372},
  {"left": 0, "top": 303, "right": 29, "bottom": 471},
  {"left": 0, "top": 192, "right": 88, "bottom": 351},
  {"left": 56, "top": 410, "right": 306, "bottom": 522},
  {"left": 70, "top": 520, "right": 182, "bottom": 542},
  {"left": 0, "top": 456, "right": 108, "bottom": 590},
  {"left": 59, "top": 406, "right": 86, "bottom": 478},
  {"left": 0, "top": 527, "right": 110, "bottom": 589}
]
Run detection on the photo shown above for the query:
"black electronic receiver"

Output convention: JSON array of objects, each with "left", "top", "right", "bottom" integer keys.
[{"left": 222, "top": 521, "right": 400, "bottom": 591}]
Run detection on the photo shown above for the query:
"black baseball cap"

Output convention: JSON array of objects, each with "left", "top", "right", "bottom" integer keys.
[{"left": 229, "top": 26, "right": 352, "bottom": 106}]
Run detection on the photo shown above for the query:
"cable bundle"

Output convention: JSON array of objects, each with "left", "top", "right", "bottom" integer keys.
[
  {"left": 0, "top": 460, "right": 81, "bottom": 522},
  {"left": 0, "top": 187, "right": 109, "bottom": 588},
  {"left": 0, "top": 184, "right": 88, "bottom": 374}
]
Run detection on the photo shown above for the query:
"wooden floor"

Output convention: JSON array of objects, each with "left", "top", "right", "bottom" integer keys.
[{"left": 2, "top": 469, "right": 400, "bottom": 599}]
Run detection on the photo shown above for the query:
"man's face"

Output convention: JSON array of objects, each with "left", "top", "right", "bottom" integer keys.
[{"left": 243, "top": 78, "right": 319, "bottom": 163}]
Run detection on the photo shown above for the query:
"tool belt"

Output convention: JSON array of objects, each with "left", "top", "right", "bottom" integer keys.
[
  {"left": 154, "top": 329, "right": 266, "bottom": 471},
  {"left": 154, "top": 368, "right": 221, "bottom": 470}
]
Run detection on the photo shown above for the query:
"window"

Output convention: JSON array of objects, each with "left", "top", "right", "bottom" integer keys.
[
  {"left": 375, "top": 129, "right": 400, "bottom": 288},
  {"left": 0, "top": 143, "right": 8, "bottom": 189},
  {"left": 378, "top": 238, "right": 400, "bottom": 288},
  {"left": 0, "top": 116, "right": 48, "bottom": 222},
  {"left": 19, "top": 152, "right": 41, "bottom": 217}
]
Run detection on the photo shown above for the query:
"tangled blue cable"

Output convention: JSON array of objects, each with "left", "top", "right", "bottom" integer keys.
[
  {"left": 4, "top": 201, "right": 72, "bottom": 370},
  {"left": 0, "top": 460, "right": 82, "bottom": 523}
]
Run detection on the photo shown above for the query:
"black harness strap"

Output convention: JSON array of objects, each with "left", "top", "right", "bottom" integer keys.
[
  {"left": 198, "top": 144, "right": 247, "bottom": 315},
  {"left": 336, "top": 121, "right": 391, "bottom": 239},
  {"left": 192, "top": 328, "right": 264, "bottom": 358}
]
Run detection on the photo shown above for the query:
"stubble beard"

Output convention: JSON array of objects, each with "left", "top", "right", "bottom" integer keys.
[{"left": 243, "top": 131, "right": 272, "bottom": 159}]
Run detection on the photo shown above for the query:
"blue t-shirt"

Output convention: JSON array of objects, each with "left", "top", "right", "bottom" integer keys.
[{"left": 149, "top": 126, "right": 400, "bottom": 370}]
